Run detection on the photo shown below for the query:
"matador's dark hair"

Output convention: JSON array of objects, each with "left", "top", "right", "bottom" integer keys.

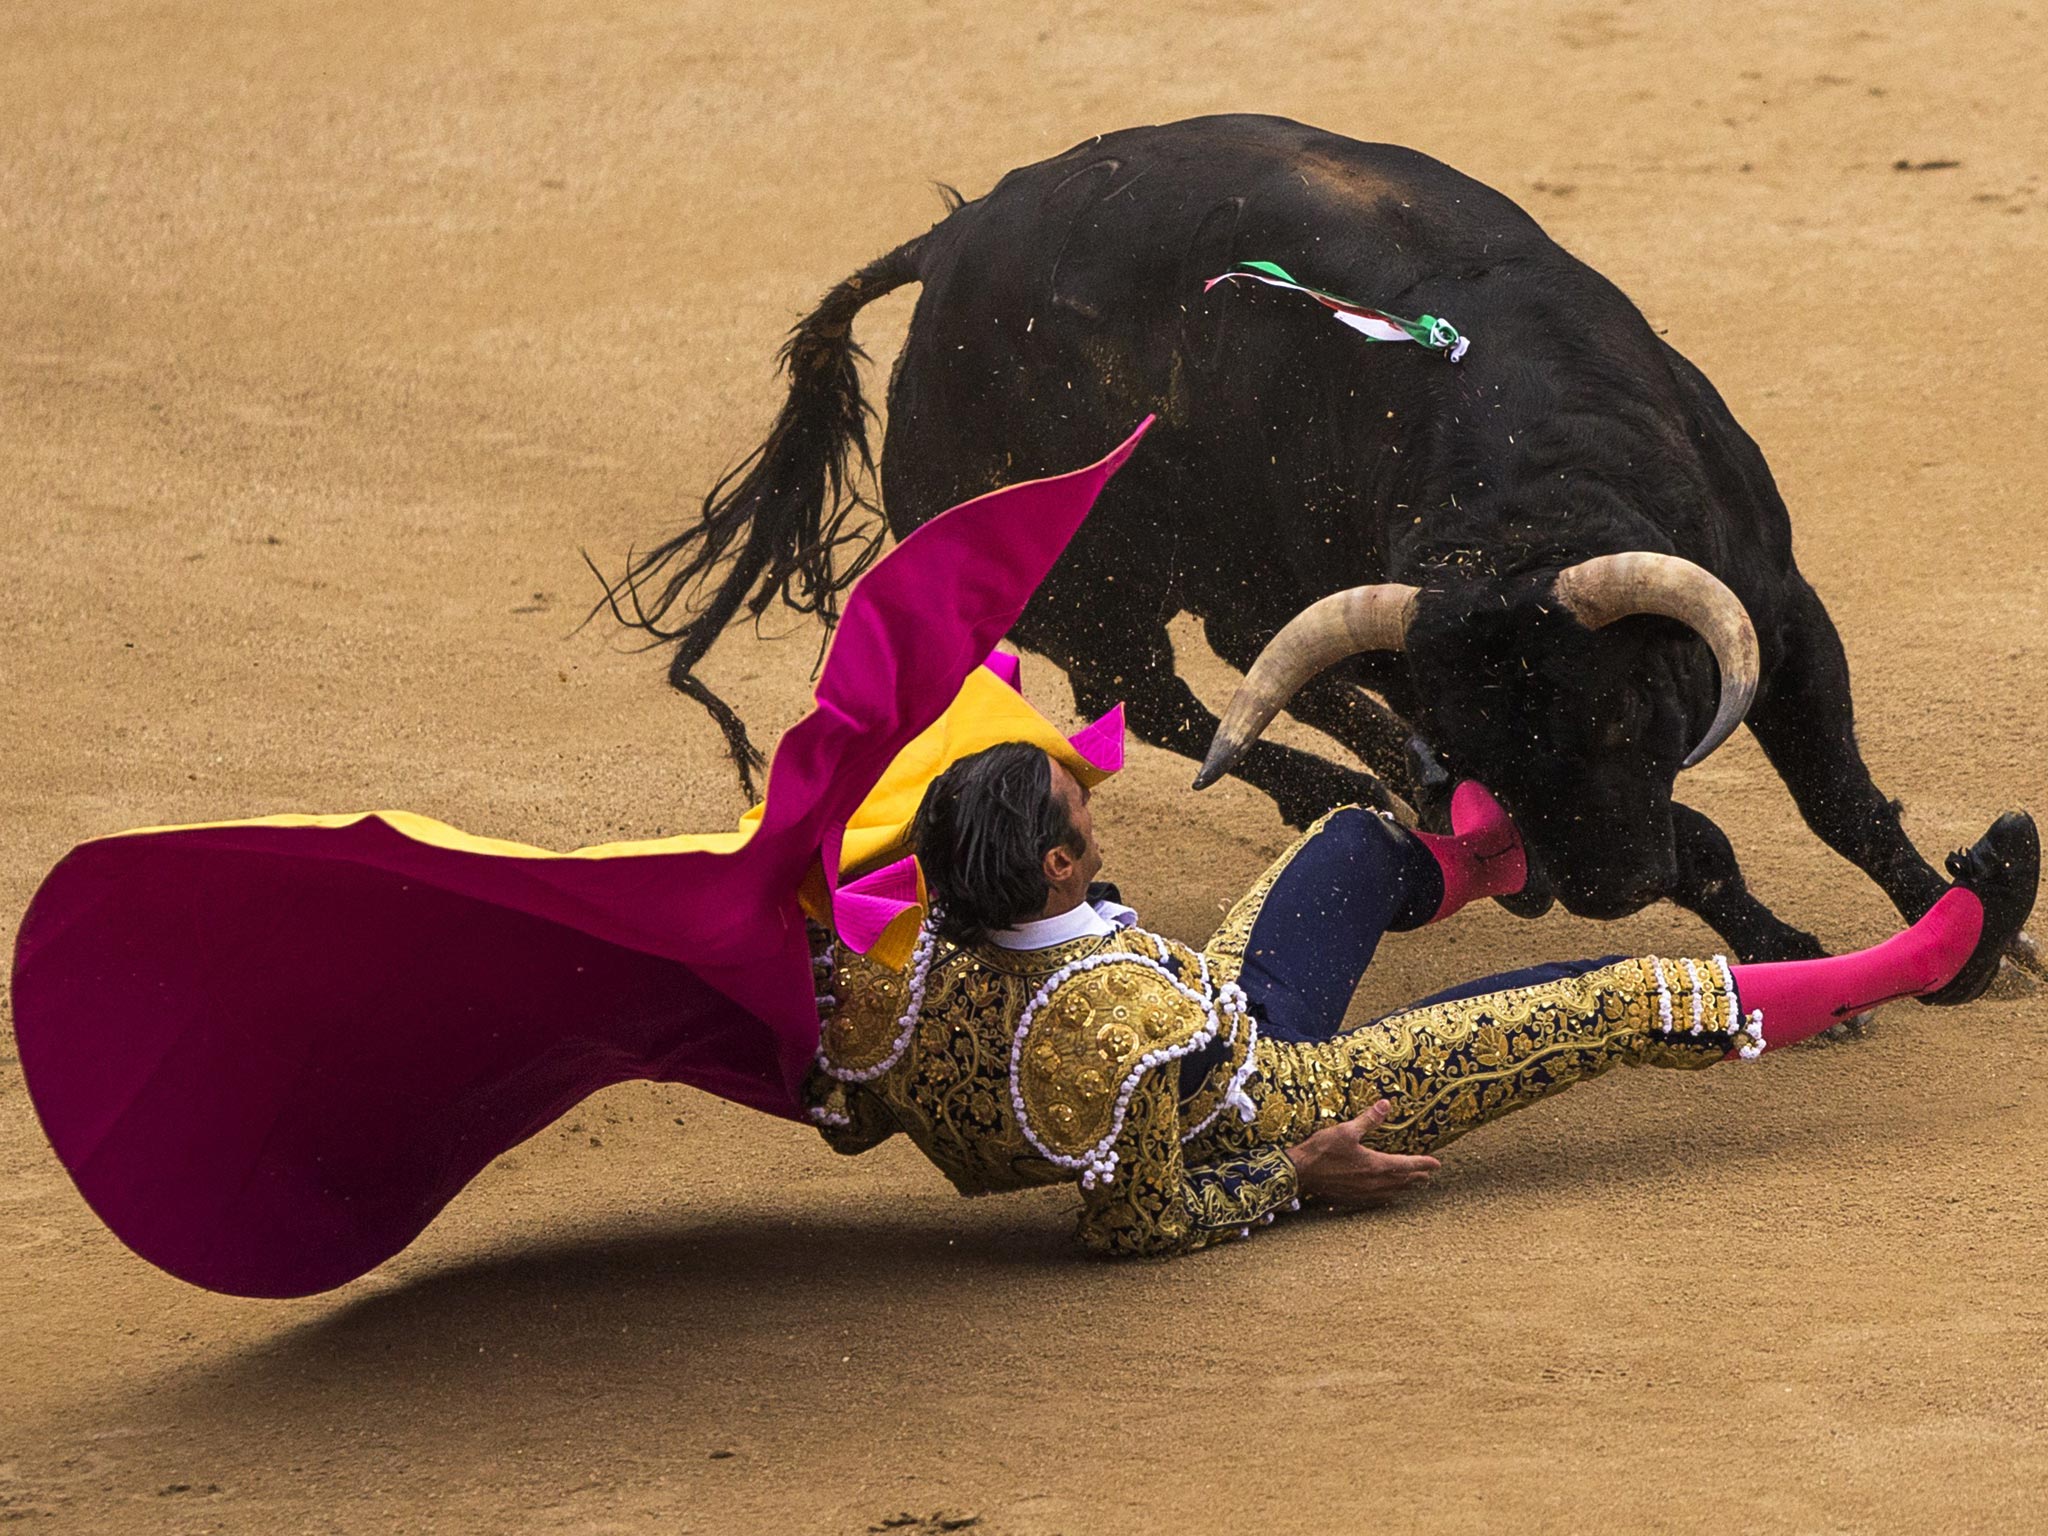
[{"left": 911, "top": 741, "right": 1084, "bottom": 948}]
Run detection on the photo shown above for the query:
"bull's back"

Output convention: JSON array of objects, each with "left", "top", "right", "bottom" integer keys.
[
  {"left": 887, "top": 115, "right": 1572, "bottom": 499},
  {"left": 914, "top": 116, "right": 1554, "bottom": 353},
  {"left": 882, "top": 118, "right": 1570, "bottom": 562}
]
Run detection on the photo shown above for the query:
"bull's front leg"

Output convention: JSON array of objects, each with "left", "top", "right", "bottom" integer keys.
[
  {"left": 1667, "top": 802, "right": 1828, "bottom": 962},
  {"left": 1744, "top": 579, "right": 2042, "bottom": 984},
  {"left": 1746, "top": 579, "right": 1952, "bottom": 929}
]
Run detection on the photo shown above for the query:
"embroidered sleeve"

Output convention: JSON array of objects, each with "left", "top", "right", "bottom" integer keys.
[
  {"left": 1075, "top": 1068, "right": 1299, "bottom": 1258},
  {"left": 804, "top": 925, "right": 908, "bottom": 1155},
  {"left": 804, "top": 1068, "right": 900, "bottom": 1155}
]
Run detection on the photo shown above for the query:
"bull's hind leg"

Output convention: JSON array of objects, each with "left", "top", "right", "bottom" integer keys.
[
  {"left": 1039, "top": 615, "right": 1397, "bottom": 829},
  {"left": 1746, "top": 580, "right": 1952, "bottom": 935}
]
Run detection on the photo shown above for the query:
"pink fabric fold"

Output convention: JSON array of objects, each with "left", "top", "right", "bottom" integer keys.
[
  {"left": 983, "top": 649, "right": 1023, "bottom": 692},
  {"left": 1065, "top": 703, "right": 1126, "bottom": 775},
  {"left": 829, "top": 853, "right": 922, "bottom": 955},
  {"left": 10, "top": 417, "right": 1155, "bottom": 1297}
]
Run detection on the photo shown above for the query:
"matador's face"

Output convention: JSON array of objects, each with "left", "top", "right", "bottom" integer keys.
[{"left": 1046, "top": 757, "right": 1104, "bottom": 893}]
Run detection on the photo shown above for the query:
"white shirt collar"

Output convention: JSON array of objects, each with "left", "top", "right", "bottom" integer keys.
[{"left": 991, "top": 897, "right": 1140, "bottom": 950}]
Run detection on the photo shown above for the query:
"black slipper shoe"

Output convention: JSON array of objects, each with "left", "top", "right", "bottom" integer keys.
[{"left": 1920, "top": 810, "right": 2040, "bottom": 1007}]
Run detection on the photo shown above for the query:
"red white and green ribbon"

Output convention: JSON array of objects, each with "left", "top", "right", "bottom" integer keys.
[{"left": 1204, "top": 260, "right": 1471, "bottom": 363}]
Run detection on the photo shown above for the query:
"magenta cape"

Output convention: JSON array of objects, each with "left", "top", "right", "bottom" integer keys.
[{"left": 11, "top": 420, "right": 1151, "bottom": 1298}]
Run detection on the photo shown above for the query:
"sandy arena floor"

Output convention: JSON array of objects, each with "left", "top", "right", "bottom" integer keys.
[{"left": 4, "top": 2, "right": 2046, "bottom": 1531}]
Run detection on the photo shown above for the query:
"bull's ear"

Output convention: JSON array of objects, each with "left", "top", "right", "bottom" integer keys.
[{"left": 1551, "top": 553, "right": 1758, "bottom": 767}]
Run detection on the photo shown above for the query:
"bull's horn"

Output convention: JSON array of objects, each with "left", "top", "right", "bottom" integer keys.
[
  {"left": 1551, "top": 552, "right": 1760, "bottom": 769},
  {"left": 1193, "top": 584, "right": 1420, "bottom": 790}
]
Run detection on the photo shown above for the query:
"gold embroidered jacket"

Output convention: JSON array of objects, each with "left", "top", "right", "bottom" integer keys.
[{"left": 805, "top": 925, "right": 1294, "bottom": 1258}]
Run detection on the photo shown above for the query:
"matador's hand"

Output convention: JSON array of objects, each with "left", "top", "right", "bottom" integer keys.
[{"left": 1284, "top": 1100, "right": 1439, "bottom": 1208}]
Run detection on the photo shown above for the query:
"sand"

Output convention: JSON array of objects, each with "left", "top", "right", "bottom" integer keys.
[{"left": 4, "top": 1, "right": 2046, "bottom": 1531}]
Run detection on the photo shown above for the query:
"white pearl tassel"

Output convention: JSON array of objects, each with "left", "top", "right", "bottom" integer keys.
[
  {"left": 1651, "top": 958, "right": 1674, "bottom": 1034},
  {"left": 1708, "top": 955, "right": 1764, "bottom": 1060},
  {"left": 1648, "top": 953, "right": 1761, "bottom": 1060},
  {"left": 1178, "top": 979, "right": 1259, "bottom": 1141}
]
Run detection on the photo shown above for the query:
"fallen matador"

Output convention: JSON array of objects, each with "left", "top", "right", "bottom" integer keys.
[
  {"left": 809, "top": 746, "right": 2035, "bottom": 1257},
  {"left": 9, "top": 423, "right": 2036, "bottom": 1294}
]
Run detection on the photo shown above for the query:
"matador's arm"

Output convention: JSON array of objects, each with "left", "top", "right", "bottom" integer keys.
[
  {"left": 1075, "top": 1067, "right": 1298, "bottom": 1258},
  {"left": 802, "top": 923, "right": 901, "bottom": 1155}
]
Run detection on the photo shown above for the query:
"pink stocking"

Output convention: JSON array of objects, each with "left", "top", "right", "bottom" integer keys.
[{"left": 1730, "top": 888, "right": 1986, "bottom": 1052}]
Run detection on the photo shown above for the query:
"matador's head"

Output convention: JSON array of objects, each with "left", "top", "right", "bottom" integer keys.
[{"left": 912, "top": 742, "right": 1104, "bottom": 947}]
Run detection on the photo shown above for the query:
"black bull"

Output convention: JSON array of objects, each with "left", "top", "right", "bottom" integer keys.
[{"left": 604, "top": 113, "right": 1963, "bottom": 965}]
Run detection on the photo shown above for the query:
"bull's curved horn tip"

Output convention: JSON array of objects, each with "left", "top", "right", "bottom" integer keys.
[
  {"left": 1193, "top": 741, "right": 1239, "bottom": 791},
  {"left": 1680, "top": 741, "right": 1724, "bottom": 772}
]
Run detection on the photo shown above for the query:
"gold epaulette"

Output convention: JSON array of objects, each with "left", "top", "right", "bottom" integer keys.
[
  {"left": 816, "top": 944, "right": 914, "bottom": 1079},
  {"left": 1012, "top": 941, "right": 1254, "bottom": 1186}
]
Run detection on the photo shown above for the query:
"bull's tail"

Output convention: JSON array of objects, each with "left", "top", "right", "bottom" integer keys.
[{"left": 590, "top": 230, "right": 935, "bottom": 796}]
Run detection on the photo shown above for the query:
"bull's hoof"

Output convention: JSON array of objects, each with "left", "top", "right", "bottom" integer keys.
[
  {"left": 1920, "top": 811, "right": 2041, "bottom": 1007},
  {"left": 1981, "top": 952, "right": 2043, "bottom": 1001},
  {"left": 1406, "top": 736, "right": 1454, "bottom": 824},
  {"left": 1767, "top": 930, "right": 1832, "bottom": 963},
  {"left": 1817, "top": 1007, "right": 1880, "bottom": 1043},
  {"left": 2006, "top": 928, "right": 2045, "bottom": 980}
]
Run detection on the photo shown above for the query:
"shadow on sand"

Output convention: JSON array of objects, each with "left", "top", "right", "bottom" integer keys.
[{"left": 17, "top": 1066, "right": 1856, "bottom": 1516}]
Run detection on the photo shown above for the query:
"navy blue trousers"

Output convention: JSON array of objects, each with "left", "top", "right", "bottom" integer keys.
[{"left": 1225, "top": 807, "right": 1618, "bottom": 1045}]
